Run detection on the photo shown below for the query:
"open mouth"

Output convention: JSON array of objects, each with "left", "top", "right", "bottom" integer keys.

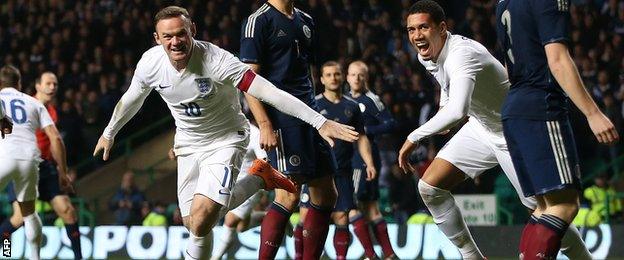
[
  {"left": 415, "top": 41, "right": 429, "bottom": 54},
  {"left": 171, "top": 46, "right": 186, "bottom": 54}
]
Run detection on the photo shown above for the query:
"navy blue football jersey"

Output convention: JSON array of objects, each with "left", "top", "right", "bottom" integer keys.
[
  {"left": 348, "top": 90, "right": 396, "bottom": 168},
  {"left": 315, "top": 94, "right": 364, "bottom": 171},
  {"left": 496, "top": 0, "right": 571, "bottom": 120},
  {"left": 240, "top": 3, "right": 317, "bottom": 128}
]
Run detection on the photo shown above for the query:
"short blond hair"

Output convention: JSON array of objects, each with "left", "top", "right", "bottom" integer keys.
[{"left": 348, "top": 60, "right": 369, "bottom": 74}]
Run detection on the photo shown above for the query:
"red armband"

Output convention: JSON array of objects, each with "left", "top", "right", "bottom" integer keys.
[{"left": 237, "top": 69, "right": 256, "bottom": 92}]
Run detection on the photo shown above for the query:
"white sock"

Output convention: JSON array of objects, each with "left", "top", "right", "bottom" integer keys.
[
  {"left": 210, "top": 226, "right": 235, "bottom": 260},
  {"left": 23, "top": 213, "right": 42, "bottom": 260},
  {"left": 228, "top": 176, "right": 263, "bottom": 209},
  {"left": 185, "top": 231, "right": 213, "bottom": 260},
  {"left": 561, "top": 225, "right": 592, "bottom": 260},
  {"left": 418, "top": 180, "right": 484, "bottom": 260}
]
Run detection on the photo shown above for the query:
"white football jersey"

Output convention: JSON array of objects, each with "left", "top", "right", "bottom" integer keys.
[
  {"left": 0, "top": 88, "right": 54, "bottom": 160},
  {"left": 419, "top": 32, "right": 510, "bottom": 136},
  {"left": 240, "top": 124, "right": 267, "bottom": 176},
  {"left": 104, "top": 40, "right": 252, "bottom": 154}
]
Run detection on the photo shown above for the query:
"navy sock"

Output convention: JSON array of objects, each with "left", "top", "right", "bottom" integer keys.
[
  {"left": 0, "top": 218, "right": 18, "bottom": 239},
  {"left": 65, "top": 223, "right": 83, "bottom": 259}
]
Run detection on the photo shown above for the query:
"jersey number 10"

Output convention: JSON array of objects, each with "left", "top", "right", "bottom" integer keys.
[{"left": 181, "top": 102, "right": 201, "bottom": 117}]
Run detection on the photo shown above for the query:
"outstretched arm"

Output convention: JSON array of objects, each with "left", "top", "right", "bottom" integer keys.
[
  {"left": 406, "top": 76, "right": 473, "bottom": 143},
  {"left": 239, "top": 71, "right": 359, "bottom": 145},
  {"left": 94, "top": 78, "right": 151, "bottom": 160}
]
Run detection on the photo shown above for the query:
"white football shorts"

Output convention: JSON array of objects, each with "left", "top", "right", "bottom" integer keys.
[
  {"left": 177, "top": 146, "right": 245, "bottom": 217},
  {"left": 0, "top": 158, "right": 39, "bottom": 202},
  {"left": 436, "top": 119, "right": 537, "bottom": 209}
]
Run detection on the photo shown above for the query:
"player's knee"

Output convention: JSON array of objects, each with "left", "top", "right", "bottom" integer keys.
[
  {"left": 275, "top": 190, "right": 300, "bottom": 209},
  {"left": 332, "top": 212, "right": 348, "bottom": 225},
  {"left": 188, "top": 213, "right": 210, "bottom": 236},
  {"left": 367, "top": 206, "right": 382, "bottom": 220},
  {"left": 418, "top": 179, "right": 453, "bottom": 208},
  {"left": 188, "top": 204, "right": 219, "bottom": 236},
  {"left": 559, "top": 203, "right": 579, "bottom": 220}
]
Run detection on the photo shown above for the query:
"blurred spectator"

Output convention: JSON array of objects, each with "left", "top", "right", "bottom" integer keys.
[
  {"left": 167, "top": 204, "right": 184, "bottom": 226},
  {"left": 572, "top": 201, "right": 603, "bottom": 227},
  {"left": 109, "top": 171, "right": 146, "bottom": 225},
  {"left": 584, "top": 174, "right": 623, "bottom": 222},
  {"left": 143, "top": 201, "right": 167, "bottom": 226}
]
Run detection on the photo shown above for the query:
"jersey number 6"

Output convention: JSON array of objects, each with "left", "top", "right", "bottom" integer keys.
[{"left": 0, "top": 99, "right": 28, "bottom": 124}]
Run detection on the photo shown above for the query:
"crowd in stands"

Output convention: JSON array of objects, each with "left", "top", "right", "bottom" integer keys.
[{"left": 1, "top": 0, "right": 623, "bottom": 224}]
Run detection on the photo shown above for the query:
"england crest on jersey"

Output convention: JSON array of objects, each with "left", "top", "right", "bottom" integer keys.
[{"left": 195, "top": 78, "right": 213, "bottom": 98}]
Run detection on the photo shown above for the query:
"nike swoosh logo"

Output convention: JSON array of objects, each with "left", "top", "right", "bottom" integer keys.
[{"left": 158, "top": 84, "right": 172, "bottom": 89}]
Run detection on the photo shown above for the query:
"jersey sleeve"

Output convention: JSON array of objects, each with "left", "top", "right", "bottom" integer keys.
[
  {"left": 532, "top": 0, "right": 570, "bottom": 46},
  {"left": 240, "top": 15, "right": 266, "bottom": 64},
  {"left": 210, "top": 46, "right": 253, "bottom": 90},
  {"left": 102, "top": 57, "right": 153, "bottom": 140},
  {"left": 446, "top": 47, "right": 481, "bottom": 82},
  {"left": 407, "top": 48, "right": 477, "bottom": 143},
  {"left": 0, "top": 102, "right": 5, "bottom": 118},
  {"left": 37, "top": 102, "right": 54, "bottom": 129}
]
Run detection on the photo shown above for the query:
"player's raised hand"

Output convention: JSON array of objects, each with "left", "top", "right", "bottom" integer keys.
[
  {"left": 587, "top": 112, "right": 619, "bottom": 145},
  {"left": 258, "top": 122, "right": 278, "bottom": 151},
  {"left": 318, "top": 120, "right": 359, "bottom": 147},
  {"left": 365, "top": 165, "right": 377, "bottom": 181},
  {"left": 93, "top": 136, "right": 114, "bottom": 161},
  {"left": 1, "top": 116, "right": 13, "bottom": 138},
  {"left": 398, "top": 139, "right": 418, "bottom": 174}
]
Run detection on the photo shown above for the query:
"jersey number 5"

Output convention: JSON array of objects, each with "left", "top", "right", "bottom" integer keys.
[
  {"left": 501, "top": 10, "right": 515, "bottom": 64},
  {"left": 0, "top": 99, "right": 27, "bottom": 124},
  {"left": 181, "top": 102, "right": 201, "bottom": 117}
]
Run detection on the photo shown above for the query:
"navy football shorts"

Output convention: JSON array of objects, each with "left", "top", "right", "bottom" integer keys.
[
  {"left": 267, "top": 124, "right": 337, "bottom": 182},
  {"left": 300, "top": 169, "right": 355, "bottom": 212},
  {"left": 503, "top": 118, "right": 581, "bottom": 197},
  {"left": 353, "top": 164, "right": 380, "bottom": 202}
]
